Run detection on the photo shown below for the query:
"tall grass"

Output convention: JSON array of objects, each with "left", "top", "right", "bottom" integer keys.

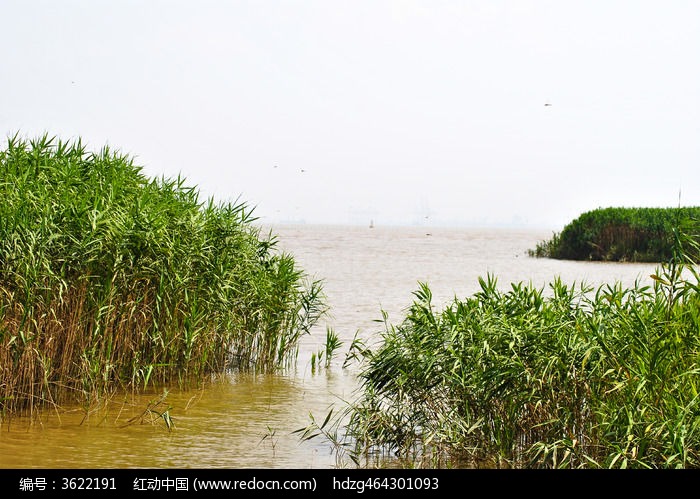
[
  {"left": 329, "top": 229, "right": 700, "bottom": 468},
  {"left": 0, "top": 134, "right": 326, "bottom": 415},
  {"left": 529, "top": 206, "right": 700, "bottom": 262}
]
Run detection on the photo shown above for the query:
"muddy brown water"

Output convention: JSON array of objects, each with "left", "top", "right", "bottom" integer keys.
[{"left": 0, "top": 224, "right": 662, "bottom": 468}]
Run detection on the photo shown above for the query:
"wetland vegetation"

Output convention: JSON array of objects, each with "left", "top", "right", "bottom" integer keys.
[
  {"left": 302, "top": 213, "right": 700, "bottom": 468},
  {"left": 529, "top": 206, "right": 700, "bottom": 262},
  {"left": 4, "top": 134, "right": 700, "bottom": 469},
  {"left": 0, "top": 134, "right": 326, "bottom": 416}
]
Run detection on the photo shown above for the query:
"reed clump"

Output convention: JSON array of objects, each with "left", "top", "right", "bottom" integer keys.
[
  {"left": 0, "top": 134, "right": 326, "bottom": 416},
  {"left": 529, "top": 206, "right": 700, "bottom": 262},
  {"left": 340, "top": 236, "right": 700, "bottom": 468}
]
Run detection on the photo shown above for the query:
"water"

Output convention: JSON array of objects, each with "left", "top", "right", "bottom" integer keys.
[{"left": 0, "top": 224, "right": 661, "bottom": 469}]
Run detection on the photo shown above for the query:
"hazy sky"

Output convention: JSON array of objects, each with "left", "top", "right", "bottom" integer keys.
[{"left": 3, "top": 1, "right": 698, "bottom": 229}]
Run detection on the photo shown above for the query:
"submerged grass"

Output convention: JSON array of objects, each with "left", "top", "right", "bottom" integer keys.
[
  {"left": 311, "top": 227, "right": 700, "bottom": 468},
  {"left": 0, "top": 134, "right": 327, "bottom": 416}
]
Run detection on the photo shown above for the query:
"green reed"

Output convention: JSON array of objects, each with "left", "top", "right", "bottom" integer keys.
[
  {"left": 529, "top": 206, "right": 700, "bottom": 262},
  {"left": 0, "top": 134, "right": 327, "bottom": 415},
  {"left": 328, "top": 231, "right": 700, "bottom": 468},
  {"left": 310, "top": 327, "right": 343, "bottom": 374}
]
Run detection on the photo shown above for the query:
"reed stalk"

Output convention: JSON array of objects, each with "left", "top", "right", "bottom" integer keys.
[
  {"left": 0, "top": 134, "right": 327, "bottom": 416},
  {"left": 332, "top": 226, "right": 700, "bottom": 468}
]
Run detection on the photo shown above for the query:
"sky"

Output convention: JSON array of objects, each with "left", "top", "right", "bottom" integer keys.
[{"left": 2, "top": 0, "right": 699, "bottom": 229}]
